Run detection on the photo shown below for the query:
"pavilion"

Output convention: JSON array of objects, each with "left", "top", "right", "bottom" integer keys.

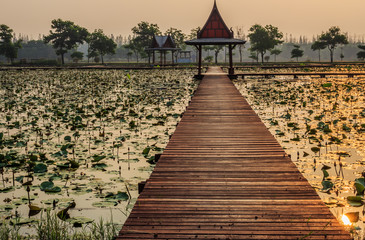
[
  {"left": 146, "top": 35, "right": 180, "bottom": 66},
  {"left": 185, "top": 0, "right": 245, "bottom": 79}
]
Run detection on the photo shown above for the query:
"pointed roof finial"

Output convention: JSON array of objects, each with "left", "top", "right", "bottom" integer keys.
[{"left": 214, "top": 0, "right": 217, "bottom": 7}]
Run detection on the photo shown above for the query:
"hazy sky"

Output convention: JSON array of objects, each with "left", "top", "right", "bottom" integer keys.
[{"left": 1, "top": 0, "right": 364, "bottom": 39}]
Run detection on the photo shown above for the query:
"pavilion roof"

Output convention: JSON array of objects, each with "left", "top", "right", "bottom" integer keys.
[
  {"left": 198, "top": 0, "right": 233, "bottom": 39},
  {"left": 148, "top": 35, "right": 177, "bottom": 50},
  {"left": 185, "top": 0, "right": 245, "bottom": 46}
]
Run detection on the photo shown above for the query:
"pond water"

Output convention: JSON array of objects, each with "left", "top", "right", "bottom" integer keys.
[
  {"left": 234, "top": 72, "right": 365, "bottom": 239},
  {"left": 0, "top": 69, "right": 198, "bottom": 237}
]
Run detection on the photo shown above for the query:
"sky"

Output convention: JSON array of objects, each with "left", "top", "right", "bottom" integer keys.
[{"left": 1, "top": 0, "right": 365, "bottom": 39}]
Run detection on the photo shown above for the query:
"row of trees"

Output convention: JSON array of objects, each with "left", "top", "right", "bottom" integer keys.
[
  {"left": 43, "top": 19, "right": 116, "bottom": 64},
  {"left": 1, "top": 20, "right": 364, "bottom": 64},
  {"left": 247, "top": 25, "right": 349, "bottom": 63}
]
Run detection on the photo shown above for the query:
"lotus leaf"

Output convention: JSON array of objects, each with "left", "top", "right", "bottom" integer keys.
[
  {"left": 347, "top": 196, "right": 363, "bottom": 207},
  {"left": 10, "top": 218, "right": 38, "bottom": 226},
  {"left": 92, "top": 155, "right": 106, "bottom": 163},
  {"left": 92, "top": 200, "right": 118, "bottom": 208},
  {"left": 66, "top": 216, "right": 94, "bottom": 227},
  {"left": 34, "top": 163, "right": 47, "bottom": 173},
  {"left": 355, "top": 178, "right": 365, "bottom": 195}
]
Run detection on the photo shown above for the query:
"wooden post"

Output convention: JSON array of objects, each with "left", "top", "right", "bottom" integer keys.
[
  {"left": 160, "top": 51, "right": 162, "bottom": 65},
  {"left": 198, "top": 45, "right": 202, "bottom": 76},
  {"left": 164, "top": 51, "right": 166, "bottom": 65},
  {"left": 153, "top": 51, "right": 155, "bottom": 65},
  {"left": 229, "top": 44, "right": 234, "bottom": 75},
  {"left": 171, "top": 51, "right": 174, "bottom": 64}
]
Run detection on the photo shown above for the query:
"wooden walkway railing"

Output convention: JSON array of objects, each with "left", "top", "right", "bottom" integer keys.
[
  {"left": 117, "top": 67, "right": 351, "bottom": 239},
  {"left": 235, "top": 72, "right": 365, "bottom": 79}
]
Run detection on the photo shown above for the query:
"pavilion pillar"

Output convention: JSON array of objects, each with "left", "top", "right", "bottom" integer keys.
[
  {"left": 171, "top": 51, "right": 174, "bottom": 64},
  {"left": 229, "top": 44, "right": 234, "bottom": 75},
  {"left": 153, "top": 51, "right": 155, "bottom": 64},
  {"left": 164, "top": 51, "right": 166, "bottom": 65},
  {"left": 160, "top": 51, "right": 162, "bottom": 65},
  {"left": 198, "top": 45, "right": 202, "bottom": 76}
]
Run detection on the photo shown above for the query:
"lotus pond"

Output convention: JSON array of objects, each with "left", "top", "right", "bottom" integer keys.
[
  {"left": 234, "top": 72, "right": 365, "bottom": 239},
  {"left": 0, "top": 69, "right": 197, "bottom": 238},
  {"left": 2, "top": 66, "right": 365, "bottom": 239}
]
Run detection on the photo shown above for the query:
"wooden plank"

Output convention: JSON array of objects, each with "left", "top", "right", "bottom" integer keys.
[{"left": 117, "top": 67, "right": 351, "bottom": 239}]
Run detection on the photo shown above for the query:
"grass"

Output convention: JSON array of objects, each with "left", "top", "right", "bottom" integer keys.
[{"left": 0, "top": 210, "right": 120, "bottom": 240}]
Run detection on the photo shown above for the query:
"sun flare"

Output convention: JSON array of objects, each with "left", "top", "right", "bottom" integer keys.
[{"left": 342, "top": 215, "right": 352, "bottom": 226}]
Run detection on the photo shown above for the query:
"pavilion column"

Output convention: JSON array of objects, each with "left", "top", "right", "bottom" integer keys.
[
  {"left": 229, "top": 44, "right": 234, "bottom": 75},
  {"left": 171, "top": 51, "right": 174, "bottom": 64},
  {"left": 164, "top": 51, "right": 166, "bottom": 65},
  {"left": 160, "top": 51, "right": 162, "bottom": 65},
  {"left": 153, "top": 51, "right": 155, "bottom": 64},
  {"left": 198, "top": 45, "right": 202, "bottom": 76}
]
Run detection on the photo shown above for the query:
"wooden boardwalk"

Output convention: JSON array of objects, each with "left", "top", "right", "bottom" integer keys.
[{"left": 117, "top": 67, "right": 351, "bottom": 239}]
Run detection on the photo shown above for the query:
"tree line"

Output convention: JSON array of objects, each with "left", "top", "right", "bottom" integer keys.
[{"left": 1, "top": 20, "right": 365, "bottom": 64}]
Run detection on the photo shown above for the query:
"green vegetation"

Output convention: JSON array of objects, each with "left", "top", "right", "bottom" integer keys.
[
  {"left": 0, "top": 210, "right": 118, "bottom": 240},
  {"left": 248, "top": 24, "right": 283, "bottom": 63},
  {"left": 234, "top": 66, "right": 365, "bottom": 236},
  {"left": 44, "top": 19, "right": 89, "bottom": 65},
  {"left": 0, "top": 24, "right": 22, "bottom": 64},
  {"left": 291, "top": 44, "right": 304, "bottom": 62},
  {"left": 357, "top": 45, "right": 365, "bottom": 60},
  {"left": 0, "top": 21, "right": 364, "bottom": 64},
  {"left": 89, "top": 29, "right": 117, "bottom": 64},
  {"left": 71, "top": 51, "right": 84, "bottom": 63},
  {"left": 313, "top": 26, "right": 349, "bottom": 63},
  {"left": 0, "top": 69, "right": 198, "bottom": 239},
  {"left": 270, "top": 48, "right": 282, "bottom": 62},
  {"left": 311, "top": 41, "right": 326, "bottom": 62},
  {"left": 126, "top": 21, "right": 161, "bottom": 62}
]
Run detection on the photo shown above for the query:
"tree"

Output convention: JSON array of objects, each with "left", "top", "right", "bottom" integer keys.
[
  {"left": 127, "top": 52, "right": 133, "bottom": 62},
  {"left": 249, "top": 51, "right": 258, "bottom": 63},
  {"left": 130, "top": 21, "right": 161, "bottom": 62},
  {"left": 71, "top": 51, "right": 83, "bottom": 63},
  {"left": 270, "top": 48, "right": 282, "bottom": 62},
  {"left": 89, "top": 29, "right": 117, "bottom": 64},
  {"left": 203, "top": 45, "right": 224, "bottom": 64},
  {"left": 188, "top": 27, "right": 200, "bottom": 63},
  {"left": 317, "top": 26, "right": 348, "bottom": 63},
  {"left": 188, "top": 27, "right": 200, "bottom": 40},
  {"left": 17, "top": 40, "right": 57, "bottom": 60},
  {"left": 340, "top": 53, "right": 344, "bottom": 61},
  {"left": 87, "top": 50, "right": 99, "bottom": 63},
  {"left": 204, "top": 56, "right": 213, "bottom": 63},
  {"left": 248, "top": 24, "right": 283, "bottom": 63},
  {"left": 125, "top": 39, "right": 142, "bottom": 63},
  {"left": 357, "top": 45, "right": 365, "bottom": 60},
  {"left": 291, "top": 45, "right": 304, "bottom": 62},
  {"left": 165, "top": 28, "right": 186, "bottom": 62},
  {"left": 235, "top": 26, "right": 246, "bottom": 62},
  {"left": 44, "top": 19, "right": 88, "bottom": 64},
  {"left": 212, "top": 45, "right": 224, "bottom": 64},
  {"left": 0, "top": 24, "right": 22, "bottom": 64},
  {"left": 311, "top": 40, "right": 326, "bottom": 62}
]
